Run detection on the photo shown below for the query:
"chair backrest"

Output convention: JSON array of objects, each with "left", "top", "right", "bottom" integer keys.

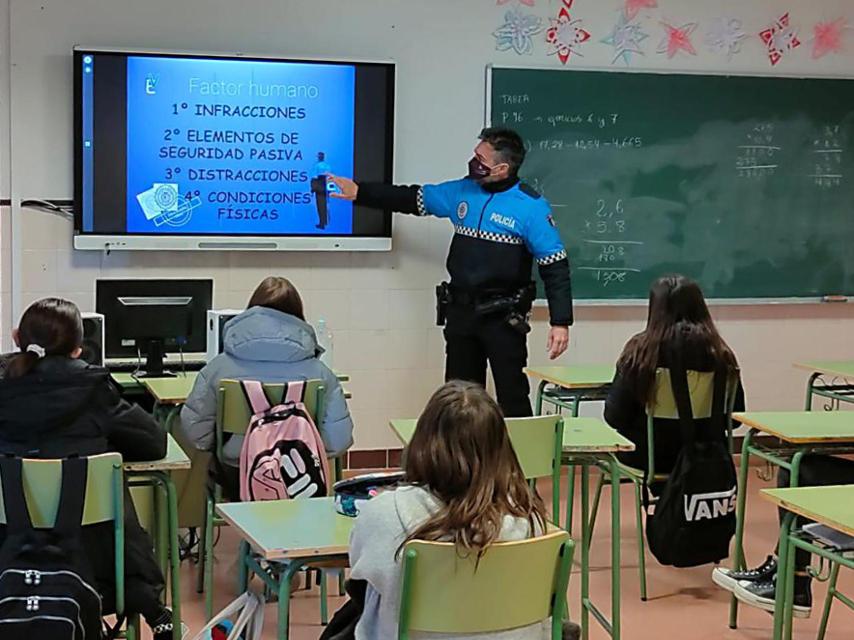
[
  {"left": 216, "top": 378, "right": 325, "bottom": 439},
  {"left": 644, "top": 368, "right": 739, "bottom": 479},
  {"left": 0, "top": 453, "right": 124, "bottom": 527},
  {"left": 647, "top": 368, "right": 738, "bottom": 420},
  {"left": 398, "top": 529, "right": 573, "bottom": 639},
  {"left": 504, "top": 415, "right": 564, "bottom": 481}
]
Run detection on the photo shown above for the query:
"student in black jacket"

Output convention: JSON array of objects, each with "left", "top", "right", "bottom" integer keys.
[
  {"left": 0, "top": 298, "right": 184, "bottom": 639},
  {"left": 604, "top": 275, "right": 745, "bottom": 476}
]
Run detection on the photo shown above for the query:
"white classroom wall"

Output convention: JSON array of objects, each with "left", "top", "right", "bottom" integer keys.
[{"left": 2, "top": 0, "right": 853, "bottom": 449}]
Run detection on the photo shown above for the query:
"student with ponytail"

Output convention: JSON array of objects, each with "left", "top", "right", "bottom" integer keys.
[
  {"left": 347, "top": 380, "right": 556, "bottom": 640},
  {"left": 0, "top": 298, "right": 187, "bottom": 639}
]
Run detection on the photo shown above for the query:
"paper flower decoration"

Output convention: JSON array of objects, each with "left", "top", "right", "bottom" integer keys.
[
  {"left": 493, "top": 8, "right": 544, "bottom": 55},
  {"left": 658, "top": 21, "right": 697, "bottom": 58},
  {"left": 759, "top": 13, "right": 801, "bottom": 66},
  {"left": 811, "top": 18, "right": 847, "bottom": 59},
  {"left": 546, "top": 0, "right": 591, "bottom": 65},
  {"left": 705, "top": 17, "right": 746, "bottom": 60},
  {"left": 624, "top": 0, "right": 657, "bottom": 21},
  {"left": 601, "top": 11, "right": 648, "bottom": 65}
]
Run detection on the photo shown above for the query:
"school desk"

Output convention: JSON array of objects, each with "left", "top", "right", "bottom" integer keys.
[
  {"left": 525, "top": 364, "right": 616, "bottom": 417},
  {"left": 125, "top": 433, "right": 191, "bottom": 640},
  {"left": 217, "top": 498, "right": 352, "bottom": 640},
  {"left": 389, "top": 416, "right": 635, "bottom": 640},
  {"left": 793, "top": 360, "right": 854, "bottom": 411},
  {"left": 728, "top": 411, "right": 854, "bottom": 629},
  {"left": 762, "top": 486, "right": 854, "bottom": 640}
]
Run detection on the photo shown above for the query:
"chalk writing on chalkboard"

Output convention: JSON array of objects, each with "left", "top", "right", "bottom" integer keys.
[
  {"left": 574, "top": 198, "right": 644, "bottom": 288},
  {"left": 736, "top": 123, "right": 779, "bottom": 179},
  {"left": 811, "top": 124, "right": 843, "bottom": 188}
]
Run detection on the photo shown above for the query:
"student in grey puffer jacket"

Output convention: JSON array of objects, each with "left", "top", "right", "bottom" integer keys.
[{"left": 179, "top": 277, "right": 353, "bottom": 498}]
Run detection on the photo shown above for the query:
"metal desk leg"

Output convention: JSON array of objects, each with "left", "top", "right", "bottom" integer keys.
[
  {"left": 277, "top": 561, "right": 305, "bottom": 640},
  {"left": 156, "top": 471, "right": 183, "bottom": 640},
  {"left": 535, "top": 379, "right": 547, "bottom": 415},
  {"left": 729, "top": 429, "right": 755, "bottom": 628},
  {"left": 156, "top": 482, "right": 169, "bottom": 575},
  {"left": 805, "top": 373, "right": 820, "bottom": 411},
  {"left": 772, "top": 512, "right": 796, "bottom": 640},
  {"left": 580, "top": 461, "right": 590, "bottom": 640},
  {"left": 237, "top": 540, "right": 249, "bottom": 593},
  {"left": 163, "top": 405, "right": 181, "bottom": 434},
  {"left": 609, "top": 456, "right": 621, "bottom": 640}
]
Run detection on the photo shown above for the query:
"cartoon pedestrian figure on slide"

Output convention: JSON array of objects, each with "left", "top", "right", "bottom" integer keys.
[{"left": 311, "top": 151, "right": 333, "bottom": 230}]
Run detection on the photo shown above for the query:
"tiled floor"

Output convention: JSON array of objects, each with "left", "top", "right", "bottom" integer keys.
[{"left": 156, "top": 469, "right": 853, "bottom": 640}]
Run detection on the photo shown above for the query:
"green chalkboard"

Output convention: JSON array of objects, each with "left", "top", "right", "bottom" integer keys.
[{"left": 489, "top": 67, "right": 854, "bottom": 300}]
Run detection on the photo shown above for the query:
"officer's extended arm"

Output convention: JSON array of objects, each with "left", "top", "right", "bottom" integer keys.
[
  {"left": 328, "top": 177, "right": 460, "bottom": 219},
  {"left": 355, "top": 183, "right": 425, "bottom": 215}
]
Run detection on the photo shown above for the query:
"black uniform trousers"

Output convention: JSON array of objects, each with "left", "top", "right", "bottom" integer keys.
[
  {"left": 311, "top": 177, "right": 328, "bottom": 229},
  {"left": 443, "top": 303, "right": 532, "bottom": 417}
]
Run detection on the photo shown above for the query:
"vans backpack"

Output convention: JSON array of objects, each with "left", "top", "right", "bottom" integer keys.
[
  {"left": 0, "top": 455, "right": 104, "bottom": 640},
  {"left": 238, "top": 380, "right": 329, "bottom": 502},
  {"left": 644, "top": 350, "right": 738, "bottom": 568}
]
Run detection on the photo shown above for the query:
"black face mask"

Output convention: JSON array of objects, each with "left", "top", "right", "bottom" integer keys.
[{"left": 467, "top": 157, "right": 493, "bottom": 180}]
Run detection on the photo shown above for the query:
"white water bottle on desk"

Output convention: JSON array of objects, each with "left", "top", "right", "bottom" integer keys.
[{"left": 316, "top": 318, "right": 334, "bottom": 369}]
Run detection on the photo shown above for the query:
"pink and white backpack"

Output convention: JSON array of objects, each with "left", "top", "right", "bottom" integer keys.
[{"left": 238, "top": 380, "right": 329, "bottom": 502}]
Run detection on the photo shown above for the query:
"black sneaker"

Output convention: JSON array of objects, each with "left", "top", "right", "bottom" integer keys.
[
  {"left": 712, "top": 555, "right": 778, "bottom": 592},
  {"left": 734, "top": 576, "right": 812, "bottom": 618}
]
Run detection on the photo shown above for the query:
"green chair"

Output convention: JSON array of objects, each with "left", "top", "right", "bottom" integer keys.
[
  {"left": 398, "top": 529, "right": 574, "bottom": 640},
  {"left": 589, "top": 368, "right": 738, "bottom": 601},
  {"left": 201, "top": 379, "right": 341, "bottom": 620},
  {"left": 504, "top": 415, "right": 565, "bottom": 524},
  {"left": 0, "top": 453, "right": 135, "bottom": 638}
]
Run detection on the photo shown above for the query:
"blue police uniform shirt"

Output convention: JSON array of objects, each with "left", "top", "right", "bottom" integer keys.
[{"left": 418, "top": 178, "right": 567, "bottom": 293}]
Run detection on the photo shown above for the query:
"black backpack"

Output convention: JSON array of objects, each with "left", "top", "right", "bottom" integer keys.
[
  {"left": 644, "top": 350, "right": 738, "bottom": 568},
  {"left": 0, "top": 456, "right": 104, "bottom": 639}
]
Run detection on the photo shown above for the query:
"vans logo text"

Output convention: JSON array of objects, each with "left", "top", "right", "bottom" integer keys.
[{"left": 683, "top": 487, "right": 737, "bottom": 522}]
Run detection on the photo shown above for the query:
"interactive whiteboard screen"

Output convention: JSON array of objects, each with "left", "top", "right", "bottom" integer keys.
[{"left": 74, "top": 48, "right": 395, "bottom": 250}]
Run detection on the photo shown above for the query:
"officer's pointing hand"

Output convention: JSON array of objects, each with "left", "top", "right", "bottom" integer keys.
[
  {"left": 329, "top": 175, "right": 359, "bottom": 201},
  {"left": 547, "top": 326, "right": 570, "bottom": 360}
]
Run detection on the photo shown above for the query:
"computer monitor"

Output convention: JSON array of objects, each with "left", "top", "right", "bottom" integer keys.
[{"left": 96, "top": 279, "right": 213, "bottom": 377}]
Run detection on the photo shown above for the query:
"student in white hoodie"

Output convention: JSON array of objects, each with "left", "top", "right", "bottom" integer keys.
[{"left": 348, "top": 380, "right": 554, "bottom": 640}]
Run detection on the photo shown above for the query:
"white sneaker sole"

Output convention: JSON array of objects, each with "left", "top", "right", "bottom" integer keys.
[
  {"left": 712, "top": 567, "right": 739, "bottom": 592},
  {"left": 733, "top": 584, "right": 811, "bottom": 619}
]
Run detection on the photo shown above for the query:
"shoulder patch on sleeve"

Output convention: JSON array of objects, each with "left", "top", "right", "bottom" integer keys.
[{"left": 518, "top": 182, "right": 542, "bottom": 199}]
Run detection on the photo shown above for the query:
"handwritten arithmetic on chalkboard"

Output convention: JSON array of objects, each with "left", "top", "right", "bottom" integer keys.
[{"left": 491, "top": 67, "right": 854, "bottom": 299}]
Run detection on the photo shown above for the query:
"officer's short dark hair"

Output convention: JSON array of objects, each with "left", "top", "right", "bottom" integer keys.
[{"left": 479, "top": 127, "right": 526, "bottom": 175}]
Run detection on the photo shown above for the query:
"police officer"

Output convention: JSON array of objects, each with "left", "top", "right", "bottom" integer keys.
[{"left": 330, "top": 127, "right": 572, "bottom": 417}]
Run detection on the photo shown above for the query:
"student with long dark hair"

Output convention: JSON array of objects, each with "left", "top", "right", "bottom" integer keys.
[
  {"left": 0, "top": 298, "right": 184, "bottom": 639},
  {"left": 604, "top": 275, "right": 745, "bottom": 475},
  {"left": 348, "top": 380, "right": 552, "bottom": 639},
  {"left": 180, "top": 276, "right": 353, "bottom": 499}
]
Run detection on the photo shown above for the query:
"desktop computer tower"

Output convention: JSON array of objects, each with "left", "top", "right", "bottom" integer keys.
[
  {"left": 81, "top": 312, "right": 105, "bottom": 367},
  {"left": 206, "top": 310, "right": 243, "bottom": 362}
]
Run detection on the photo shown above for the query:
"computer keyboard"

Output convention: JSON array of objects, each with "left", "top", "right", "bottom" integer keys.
[{"left": 106, "top": 358, "right": 207, "bottom": 373}]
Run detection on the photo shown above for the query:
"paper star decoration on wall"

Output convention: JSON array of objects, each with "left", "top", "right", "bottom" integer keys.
[
  {"left": 546, "top": 0, "right": 591, "bottom": 65},
  {"left": 601, "top": 12, "right": 648, "bottom": 65},
  {"left": 811, "top": 17, "right": 847, "bottom": 59},
  {"left": 497, "top": 0, "right": 536, "bottom": 5},
  {"left": 624, "top": 0, "right": 657, "bottom": 21},
  {"left": 658, "top": 21, "right": 697, "bottom": 58},
  {"left": 493, "top": 8, "right": 544, "bottom": 55},
  {"left": 705, "top": 17, "right": 746, "bottom": 60},
  {"left": 759, "top": 13, "right": 801, "bottom": 66}
]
